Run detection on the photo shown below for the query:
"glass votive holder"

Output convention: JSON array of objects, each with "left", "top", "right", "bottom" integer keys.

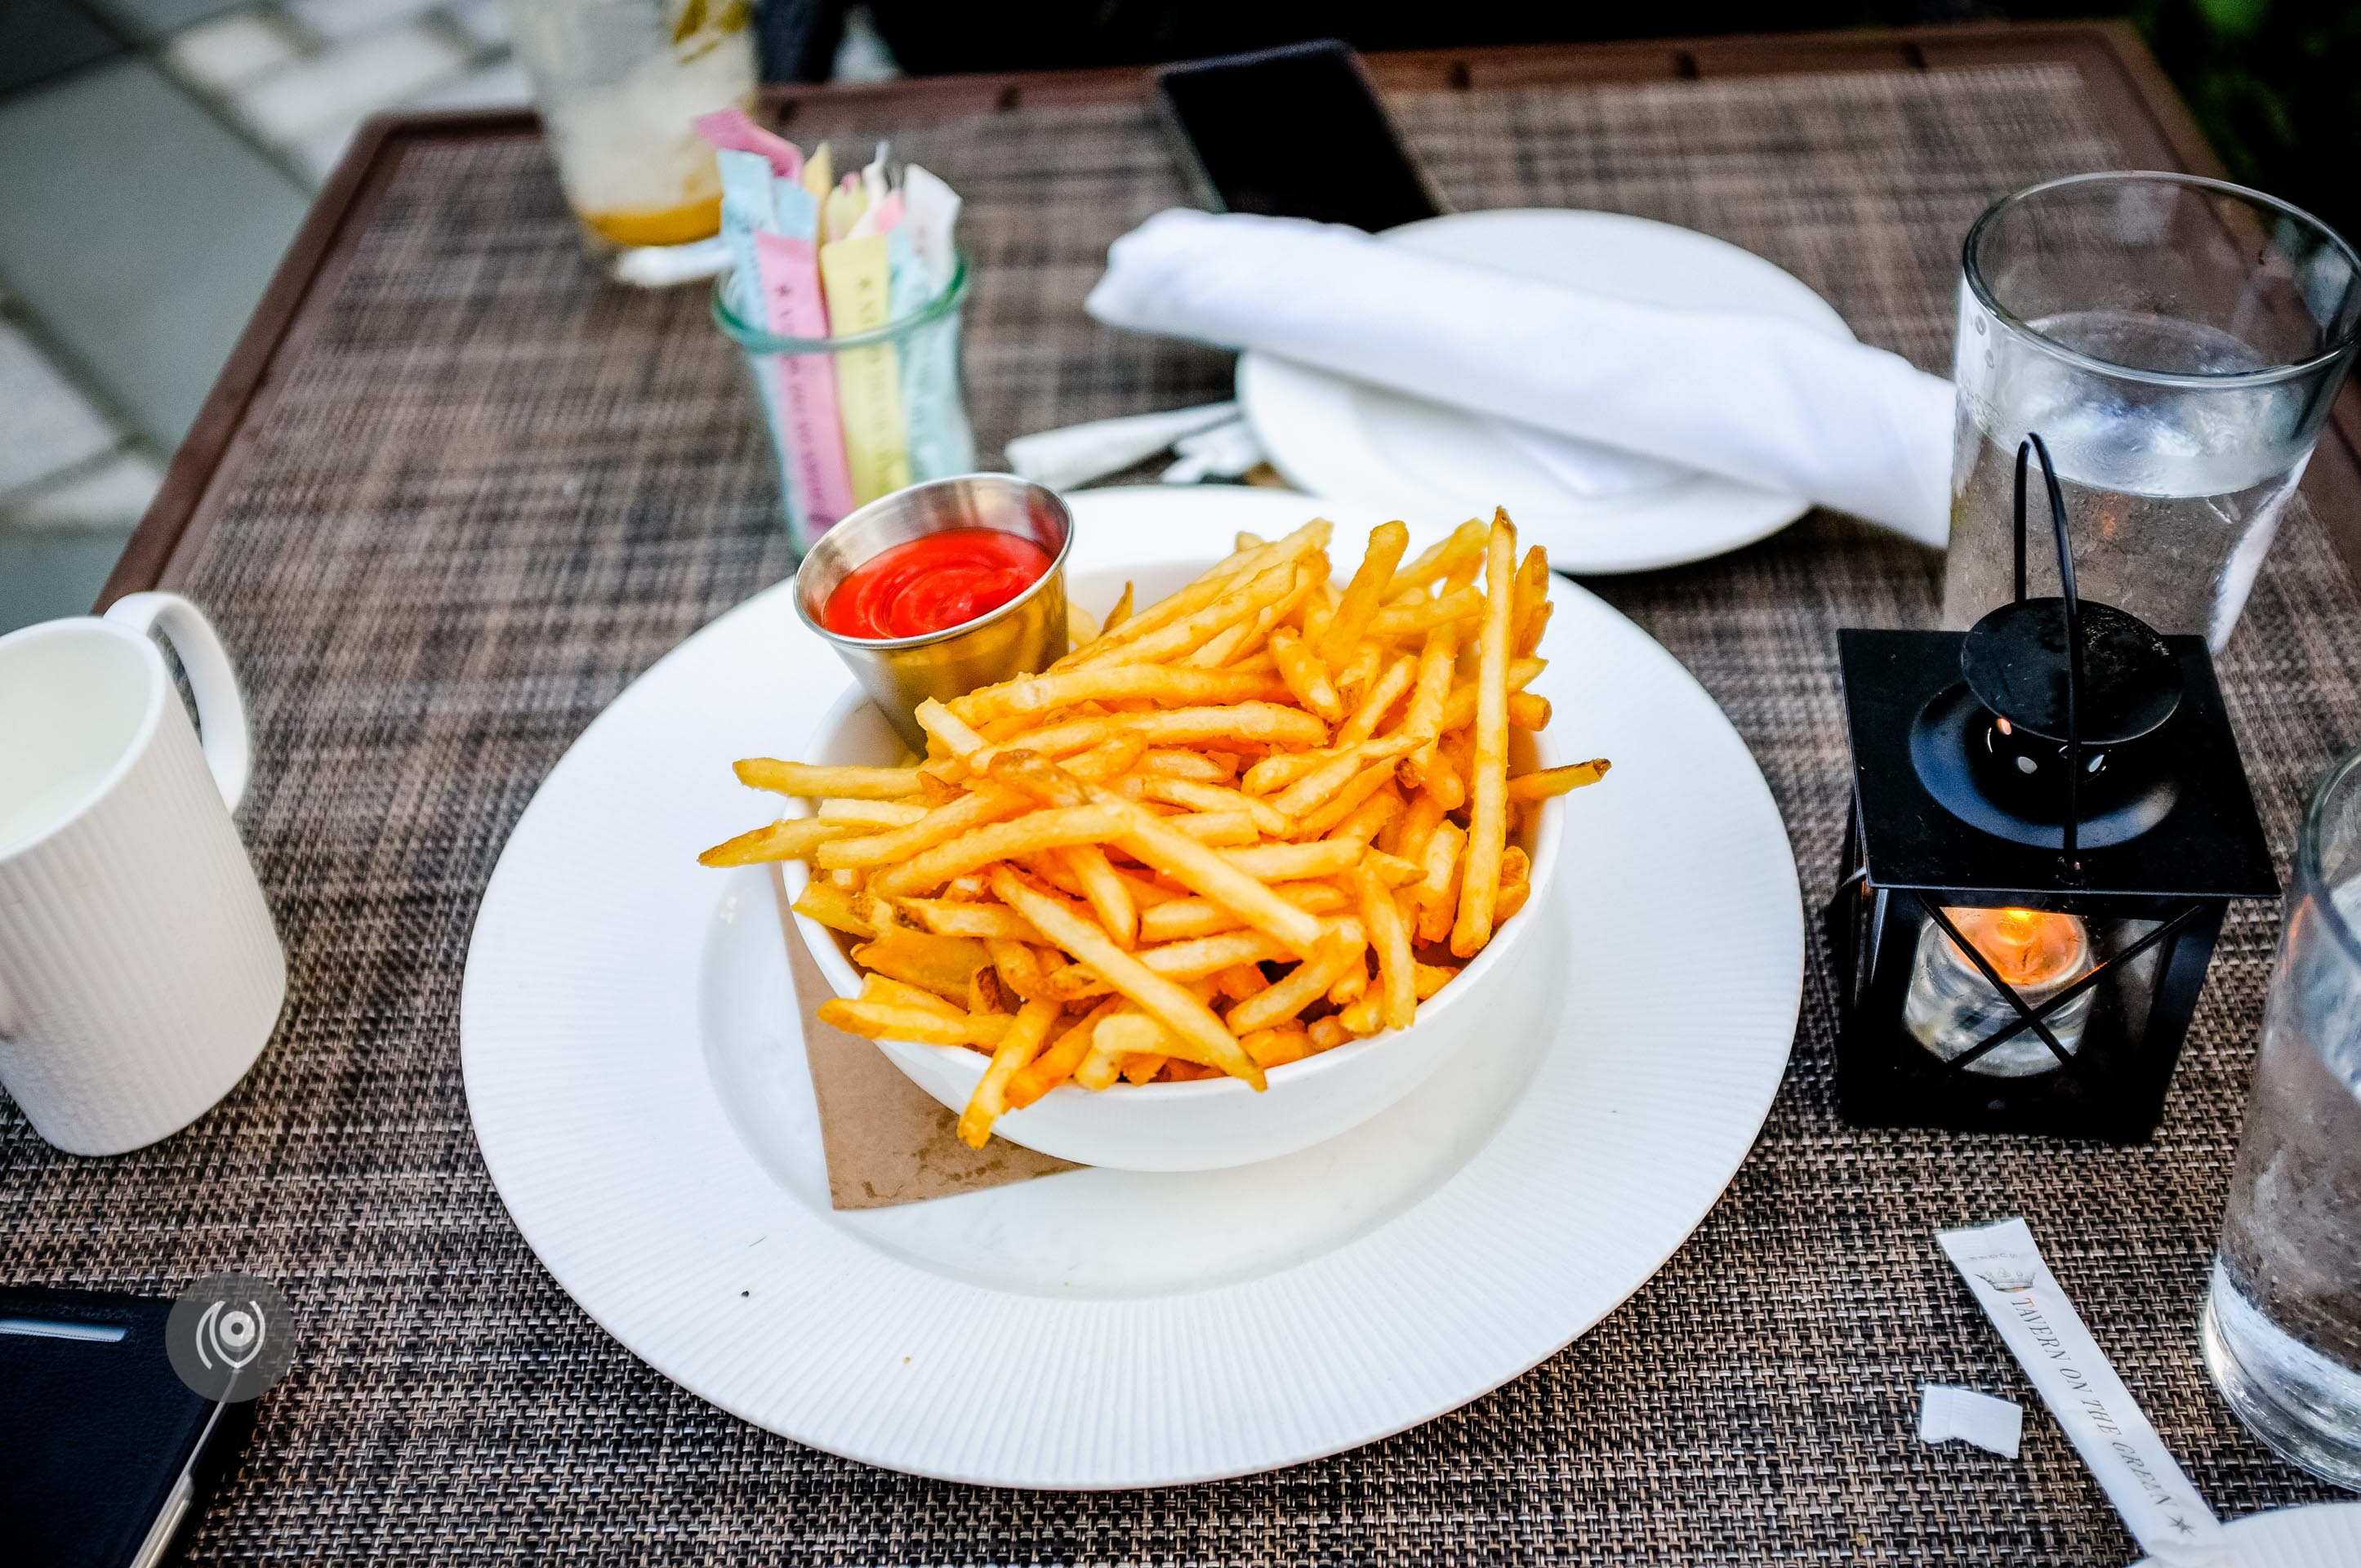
[
  {"left": 712, "top": 257, "right": 978, "bottom": 557},
  {"left": 1902, "top": 906, "right": 2097, "bottom": 1077}
]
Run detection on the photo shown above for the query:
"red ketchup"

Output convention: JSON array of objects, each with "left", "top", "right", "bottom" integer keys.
[{"left": 820, "top": 528, "right": 1054, "bottom": 640}]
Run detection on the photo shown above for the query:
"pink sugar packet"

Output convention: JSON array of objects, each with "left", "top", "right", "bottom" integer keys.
[
  {"left": 694, "top": 108, "right": 802, "bottom": 180},
  {"left": 849, "top": 189, "right": 903, "bottom": 239},
  {"left": 753, "top": 229, "right": 858, "bottom": 528}
]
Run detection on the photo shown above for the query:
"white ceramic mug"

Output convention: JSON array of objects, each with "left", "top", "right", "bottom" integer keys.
[{"left": 0, "top": 593, "right": 286, "bottom": 1155}]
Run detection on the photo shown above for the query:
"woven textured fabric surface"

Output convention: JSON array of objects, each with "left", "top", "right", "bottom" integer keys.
[{"left": 7, "top": 63, "right": 2358, "bottom": 1562}]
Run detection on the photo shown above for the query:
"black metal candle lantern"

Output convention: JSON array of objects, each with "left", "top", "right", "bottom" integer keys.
[{"left": 1827, "top": 436, "right": 2277, "bottom": 1142}]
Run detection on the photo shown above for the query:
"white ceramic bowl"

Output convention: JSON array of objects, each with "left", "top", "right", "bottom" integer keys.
[{"left": 779, "top": 562, "right": 1566, "bottom": 1172}]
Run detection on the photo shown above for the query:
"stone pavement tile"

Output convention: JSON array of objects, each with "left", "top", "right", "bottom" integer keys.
[
  {"left": 0, "top": 450, "right": 162, "bottom": 530},
  {"left": 292, "top": 54, "right": 529, "bottom": 180},
  {"left": 292, "top": 114, "right": 368, "bottom": 184},
  {"left": 232, "top": 22, "right": 466, "bottom": 143},
  {"left": 0, "top": 525, "right": 136, "bottom": 633},
  {"left": 82, "top": 0, "right": 246, "bottom": 43},
  {"left": 0, "top": 323, "right": 120, "bottom": 495},
  {"left": 0, "top": 0, "right": 122, "bottom": 95},
  {"left": 163, "top": 9, "right": 301, "bottom": 93},
  {"left": 447, "top": 0, "right": 508, "bottom": 49},
  {"left": 410, "top": 55, "right": 530, "bottom": 109},
  {"left": 286, "top": 0, "right": 450, "bottom": 42},
  {"left": 0, "top": 59, "right": 307, "bottom": 447}
]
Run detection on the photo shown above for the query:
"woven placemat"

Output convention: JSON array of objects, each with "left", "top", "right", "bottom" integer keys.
[{"left": 6, "top": 63, "right": 2357, "bottom": 1563}]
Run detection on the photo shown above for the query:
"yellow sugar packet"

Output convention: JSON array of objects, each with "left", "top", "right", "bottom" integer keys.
[
  {"left": 822, "top": 180, "right": 866, "bottom": 244},
  {"left": 820, "top": 233, "right": 912, "bottom": 504}
]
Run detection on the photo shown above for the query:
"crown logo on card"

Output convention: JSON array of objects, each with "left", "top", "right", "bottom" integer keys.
[{"left": 1972, "top": 1258, "right": 2039, "bottom": 1293}]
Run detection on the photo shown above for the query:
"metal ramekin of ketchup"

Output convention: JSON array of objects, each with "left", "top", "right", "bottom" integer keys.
[{"left": 792, "top": 474, "right": 1073, "bottom": 751}]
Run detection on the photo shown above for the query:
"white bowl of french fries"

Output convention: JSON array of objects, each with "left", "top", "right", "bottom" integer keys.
[{"left": 703, "top": 511, "right": 1607, "bottom": 1172}]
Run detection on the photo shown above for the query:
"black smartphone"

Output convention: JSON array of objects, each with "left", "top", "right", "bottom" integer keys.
[
  {"left": 0, "top": 1287, "right": 257, "bottom": 1568},
  {"left": 1156, "top": 39, "right": 1446, "bottom": 232}
]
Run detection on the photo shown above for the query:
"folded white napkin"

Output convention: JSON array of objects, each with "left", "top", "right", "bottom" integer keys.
[
  {"left": 1085, "top": 209, "right": 1955, "bottom": 546},
  {"left": 1005, "top": 402, "right": 1242, "bottom": 490}
]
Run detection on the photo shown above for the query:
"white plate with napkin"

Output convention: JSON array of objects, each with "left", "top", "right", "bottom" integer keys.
[{"left": 1088, "top": 207, "right": 1954, "bottom": 574}]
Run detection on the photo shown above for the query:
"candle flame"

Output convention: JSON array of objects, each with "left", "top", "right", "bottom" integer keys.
[{"left": 1946, "top": 905, "right": 2087, "bottom": 987}]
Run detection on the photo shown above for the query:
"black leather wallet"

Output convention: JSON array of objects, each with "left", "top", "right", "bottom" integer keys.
[{"left": 0, "top": 1286, "right": 256, "bottom": 1567}]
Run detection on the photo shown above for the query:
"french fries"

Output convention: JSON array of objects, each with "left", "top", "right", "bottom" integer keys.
[
  {"left": 1507, "top": 759, "right": 1611, "bottom": 800},
  {"left": 1320, "top": 519, "right": 1410, "bottom": 663},
  {"left": 1450, "top": 516, "right": 1517, "bottom": 959},
  {"left": 700, "top": 511, "right": 1607, "bottom": 1147},
  {"left": 735, "top": 760, "right": 924, "bottom": 799},
  {"left": 697, "top": 816, "right": 862, "bottom": 866}
]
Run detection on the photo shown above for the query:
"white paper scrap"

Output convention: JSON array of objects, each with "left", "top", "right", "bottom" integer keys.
[
  {"left": 1918, "top": 1383, "right": 2023, "bottom": 1458},
  {"left": 1938, "top": 1218, "right": 2225, "bottom": 1564},
  {"left": 610, "top": 236, "right": 733, "bottom": 289}
]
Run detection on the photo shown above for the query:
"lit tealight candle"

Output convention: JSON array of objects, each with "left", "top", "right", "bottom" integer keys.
[{"left": 1902, "top": 906, "right": 2096, "bottom": 1077}]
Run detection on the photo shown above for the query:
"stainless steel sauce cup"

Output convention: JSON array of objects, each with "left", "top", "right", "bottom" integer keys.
[{"left": 793, "top": 474, "right": 1074, "bottom": 753}]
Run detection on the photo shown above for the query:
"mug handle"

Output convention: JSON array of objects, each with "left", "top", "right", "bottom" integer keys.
[{"left": 104, "top": 592, "right": 253, "bottom": 812}]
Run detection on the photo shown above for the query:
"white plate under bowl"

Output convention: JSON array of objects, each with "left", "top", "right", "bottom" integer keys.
[
  {"left": 461, "top": 486, "right": 1803, "bottom": 1486},
  {"left": 1237, "top": 208, "right": 1854, "bottom": 576}
]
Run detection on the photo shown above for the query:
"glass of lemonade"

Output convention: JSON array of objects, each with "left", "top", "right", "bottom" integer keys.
[
  {"left": 1944, "top": 173, "right": 2358, "bottom": 650},
  {"left": 2208, "top": 746, "right": 2361, "bottom": 1486},
  {"left": 501, "top": 0, "right": 757, "bottom": 253}
]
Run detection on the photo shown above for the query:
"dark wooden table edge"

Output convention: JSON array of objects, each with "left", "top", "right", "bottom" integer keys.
[
  {"left": 96, "top": 109, "right": 541, "bottom": 610},
  {"left": 99, "top": 18, "right": 2361, "bottom": 608}
]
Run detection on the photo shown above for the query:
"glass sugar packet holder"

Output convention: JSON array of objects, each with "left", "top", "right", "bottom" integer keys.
[{"left": 712, "top": 255, "right": 977, "bottom": 557}]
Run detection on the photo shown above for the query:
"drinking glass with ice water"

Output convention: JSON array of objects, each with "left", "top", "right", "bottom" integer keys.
[
  {"left": 1944, "top": 173, "right": 2358, "bottom": 649},
  {"left": 2208, "top": 747, "right": 2361, "bottom": 1486}
]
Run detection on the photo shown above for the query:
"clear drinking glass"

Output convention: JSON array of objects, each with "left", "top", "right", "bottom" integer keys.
[
  {"left": 1944, "top": 173, "right": 2359, "bottom": 650},
  {"left": 500, "top": 0, "right": 757, "bottom": 252},
  {"left": 2206, "top": 745, "right": 2361, "bottom": 1486}
]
